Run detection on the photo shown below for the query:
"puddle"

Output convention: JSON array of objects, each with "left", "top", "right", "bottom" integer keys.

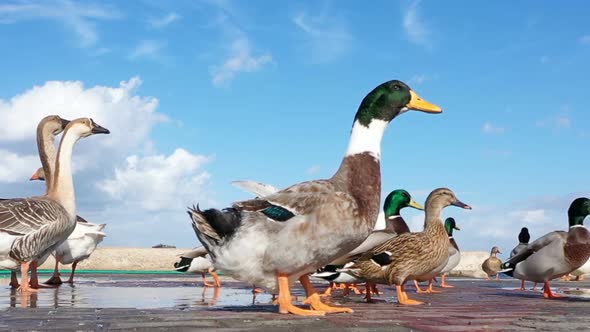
[{"left": 0, "top": 274, "right": 274, "bottom": 309}]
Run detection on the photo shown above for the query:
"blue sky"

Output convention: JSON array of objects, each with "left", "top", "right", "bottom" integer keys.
[{"left": 0, "top": 0, "right": 589, "bottom": 257}]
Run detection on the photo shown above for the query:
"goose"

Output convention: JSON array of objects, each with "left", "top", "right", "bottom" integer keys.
[
  {"left": 501, "top": 198, "right": 590, "bottom": 299},
  {"left": 338, "top": 188, "right": 471, "bottom": 305},
  {"left": 0, "top": 118, "right": 110, "bottom": 292},
  {"left": 482, "top": 247, "right": 502, "bottom": 280},
  {"left": 28, "top": 167, "right": 106, "bottom": 285},
  {"left": 188, "top": 80, "right": 441, "bottom": 315},
  {"left": 174, "top": 247, "right": 221, "bottom": 287},
  {"left": 1, "top": 115, "right": 69, "bottom": 289}
]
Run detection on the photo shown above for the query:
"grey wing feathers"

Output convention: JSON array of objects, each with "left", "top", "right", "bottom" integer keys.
[
  {"left": 331, "top": 231, "right": 396, "bottom": 265},
  {"left": 258, "top": 180, "right": 341, "bottom": 216},
  {"left": 0, "top": 198, "right": 62, "bottom": 235},
  {"left": 179, "top": 247, "right": 209, "bottom": 259},
  {"left": 231, "top": 180, "right": 279, "bottom": 198},
  {"left": 506, "top": 231, "right": 567, "bottom": 264}
]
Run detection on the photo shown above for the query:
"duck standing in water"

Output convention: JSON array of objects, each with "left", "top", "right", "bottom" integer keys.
[{"left": 189, "top": 80, "right": 442, "bottom": 315}]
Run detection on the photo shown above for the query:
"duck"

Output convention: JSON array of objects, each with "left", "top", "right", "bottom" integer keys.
[
  {"left": 438, "top": 217, "right": 461, "bottom": 288},
  {"left": 174, "top": 247, "right": 221, "bottom": 287},
  {"left": 188, "top": 80, "right": 442, "bottom": 316},
  {"left": 501, "top": 197, "right": 590, "bottom": 299},
  {"left": 508, "top": 227, "right": 534, "bottom": 290},
  {"left": 312, "top": 189, "right": 423, "bottom": 300},
  {"left": 482, "top": 247, "right": 502, "bottom": 280},
  {"left": 0, "top": 118, "right": 110, "bottom": 292},
  {"left": 338, "top": 188, "right": 471, "bottom": 305},
  {"left": 28, "top": 167, "right": 107, "bottom": 285},
  {"left": 569, "top": 259, "right": 590, "bottom": 281},
  {"left": 0, "top": 115, "right": 69, "bottom": 290}
]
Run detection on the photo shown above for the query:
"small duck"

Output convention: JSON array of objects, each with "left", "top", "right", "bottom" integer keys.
[
  {"left": 502, "top": 197, "right": 590, "bottom": 299},
  {"left": 189, "top": 80, "right": 442, "bottom": 315},
  {"left": 509, "top": 227, "right": 532, "bottom": 290},
  {"left": 312, "top": 189, "right": 423, "bottom": 299},
  {"left": 340, "top": 188, "right": 471, "bottom": 305},
  {"left": 482, "top": 247, "right": 502, "bottom": 280},
  {"left": 438, "top": 217, "right": 461, "bottom": 288},
  {"left": 174, "top": 247, "right": 221, "bottom": 287}
]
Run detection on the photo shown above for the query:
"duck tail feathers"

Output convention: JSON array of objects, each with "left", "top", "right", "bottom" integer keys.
[{"left": 187, "top": 205, "right": 242, "bottom": 255}]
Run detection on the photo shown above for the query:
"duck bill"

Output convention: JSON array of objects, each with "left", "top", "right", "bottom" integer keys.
[
  {"left": 408, "top": 199, "right": 424, "bottom": 211},
  {"left": 407, "top": 90, "right": 442, "bottom": 113},
  {"left": 451, "top": 200, "right": 472, "bottom": 210},
  {"left": 454, "top": 225, "right": 461, "bottom": 231}
]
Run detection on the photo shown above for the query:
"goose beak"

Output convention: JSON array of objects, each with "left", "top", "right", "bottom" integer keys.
[
  {"left": 91, "top": 122, "right": 110, "bottom": 135},
  {"left": 407, "top": 90, "right": 442, "bottom": 113},
  {"left": 29, "top": 172, "right": 40, "bottom": 181},
  {"left": 60, "top": 118, "right": 70, "bottom": 129},
  {"left": 408, "top": 199, "right": 424, "bottom": 211},
  {"left": 451, "top": 199, "right": 472, "bottom": 210}
]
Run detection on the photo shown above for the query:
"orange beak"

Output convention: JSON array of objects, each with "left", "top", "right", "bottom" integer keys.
[{"left": 29, "top": 172, "right": 40, "bottom": 181}]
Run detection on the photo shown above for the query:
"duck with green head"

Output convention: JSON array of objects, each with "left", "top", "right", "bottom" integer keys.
[
  {"left": 502, "top": 197, "right": 590, "bottom": 299},
  {"left": 189, "top": 80, "right": 441, "bottom": 315},
  {"left": 312, "top": 189, "right": 423, "bottom": 300}
]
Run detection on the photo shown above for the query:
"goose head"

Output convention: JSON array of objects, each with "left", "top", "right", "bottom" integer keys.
[
  {"left": 38, "top": 115, "right": 70, "bottom": 136},
  {"left": 29, "top": 167, "right": 45, "bottom": 181},
  {"left": 425, "top": 187, "right": 472, "bottom": 211},
  {"left": 518, "top": 227, "right": 530, "bottom": 244},
  {"left": 383, "top": 189, "right": 423, "bottom": 218},
  {"left": 567, "top": 197, "right": 590, "bottom": 227},
  {"left": 444, "top": 217, "right": 460, "bottom": 236},
  {"left": 63, "top": 118, "right": 110, "bottom": 139},
  {"left": 354, "top": 80, "right": 442, "bottom": 127}
]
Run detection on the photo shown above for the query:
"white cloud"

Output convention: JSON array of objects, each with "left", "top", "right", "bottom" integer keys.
[
  {"left": 98, "top": 149, "right": 212, "bottom": 211},
  {"left": 482, "top": 121, "right": 505, "bottom": 134},
  {"left": 293, "top": 11, "right": 353, "bottom": 63},
  {"left": 402, "top": 0, "right": 430, "bottom": 47},
  {"left": 211, "top": 36, "right": 272, "bottom": 87},
  {"left": 0, "top": 150, "right": 38, "bottom": 183},
  {"left": 0, "top": 0, "right": 121, "bottom": 48},
  {"left": 128, "top": 40, "right": 167, "bottom": 61},
  {"left": 579, "top": 35, "right": 590, "bottom": 44},
  {"left": 148, "top": 12, "right": 179, "bottom": 29},
  {"left": 409, "top": 74, "right": 427, "bottom": 85}
]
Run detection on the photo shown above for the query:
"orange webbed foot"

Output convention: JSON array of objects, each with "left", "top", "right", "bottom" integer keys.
[{"left": 303, "top": 293, "right": 353, "bottom": 313}]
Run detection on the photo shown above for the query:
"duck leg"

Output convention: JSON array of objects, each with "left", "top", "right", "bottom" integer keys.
[
  {"left": 66, "top": 261, "right": 78, "bottom": 284},
  {"left": 425, "top": 279, "right": 442, "bottom": 293},
  {"left": 542, "top": 282, "right": 565, "bottom": 299},
  {"left": 414, "top": 280, "right": 427, "bottom": 293},
  {"left": 18, "top": 262, "right": 38, "bottom": 293},
  {"left": 348, "top": 283, "right": 362, "bottom": 295},
  {"left": 320, "top": 282, "right": 336, "bottom": 297},
  {"left": 251, "top": 285, "right": 264, "bottom": 294},
  {"left": 396, "top": 284, "right": 423, "bottom": 305},
  {"left": 208, "top": 268, "right": 222, "bottom": 288},
  {"left": 532, "top": 282, "right": 538, "bottom": 291},
  {"left": 495, "top": 274, "right": 500, "bottom": 280},
  {"left": 10, "top": 271, "right": 19, "bottom": 289},
  {"left": 300, "top": 275, "right": 353, "bottom": 313},
  {"left": 44, "top": 257, "right": 63, "bottom": 285},
  {"left": 276, "top": 272, "right": 324, "bottom": 316},
  {"left": 364, "top": 283, "right": 373, "bottom": 302},
  {"left": 514, "top": 280, "right": 526, "bottom": 291},
  {"left": 440, "top": 274, "right": 454, "bottom": 288},
  {"left": 202, "top": 272, "right": 215, "bottom": 287}
]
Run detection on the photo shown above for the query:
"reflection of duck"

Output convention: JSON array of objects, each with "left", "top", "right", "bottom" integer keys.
[
  {"left": 189, "top": 80, "right": 442, "bottom": 315},
  {"left": 482, "top": 247, "right": 502, "bottom": 280},
  {"left": 502, "top": 198, "right": 590, "bottom": 299},
  {"left": 174, "top": 247, "right": 221, "bottom": 287}
]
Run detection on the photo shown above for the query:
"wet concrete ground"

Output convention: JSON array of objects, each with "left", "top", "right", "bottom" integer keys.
[{"left": 0, "top": 273, "right": 589, "bottom": 331}]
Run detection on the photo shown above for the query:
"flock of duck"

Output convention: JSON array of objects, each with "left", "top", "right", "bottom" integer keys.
[{"left": 1, "top": 80, "right": 589, "bottom": 316}]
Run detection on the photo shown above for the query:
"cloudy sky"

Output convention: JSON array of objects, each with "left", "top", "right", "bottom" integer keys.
[{"left": 0, "top": 0, "right": 589, "bottom": 256}]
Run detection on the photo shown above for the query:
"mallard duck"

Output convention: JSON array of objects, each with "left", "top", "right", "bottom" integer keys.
[
  {"left": 29, "top": 167, "right": 107, "bottom": 285},
  {"left": 188, "top": 80, "right": 441, "bottom": 315},
  {"left": 438, "top": 217, "right": 461, "bottom": 288},
  {"left": 482, "top": 247, "right": 502, "bottom": 280},
  {"left": 312, "top": 189, "right": 423, "bottom": 300},
  {"left": 508, "top": 227, "right": 533, "bottom": 290},
  {"left": 339, "top": 188, "right": 471, "bottom": 305},
  {"left": 502, "top": 197, "right": 590, "bottom": 299},
  {"left": 0, "top": 118, "right": 109, "bottom": 293},
  {"left": 174, "top": 247, "right": 221, "bottom": 287}
]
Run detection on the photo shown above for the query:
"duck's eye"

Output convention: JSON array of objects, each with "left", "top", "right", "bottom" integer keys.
[{"left": 393, "top": 85, "right": 400, "bottom": 91}]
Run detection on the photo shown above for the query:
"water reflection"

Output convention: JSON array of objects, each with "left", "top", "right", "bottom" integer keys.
[{"left": 0, "top": 275, "right": 273, "bottom": 309}]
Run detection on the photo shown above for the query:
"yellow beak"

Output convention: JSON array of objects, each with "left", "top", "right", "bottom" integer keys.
[
  {"left": 407, "top": 90, "right": 442, "bottom": 113},
  {"left": 408, "top": 199, "right": 424, "bottom": 210}
]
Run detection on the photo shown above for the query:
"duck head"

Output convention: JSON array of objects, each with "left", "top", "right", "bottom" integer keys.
[
  {"left": 518, "top": 227, "right": 530, "bottom": 244},
  {"left": 383, "top": 189, "right": 424, "bottom": 218},
  {"left": 354, "top": 80, "right": 442, "bottom": 128},
  {"left": 425, "top": 187, "right": 472, "bottom": 211},
  {"left": 567, "top": 197, "right": 590, "bottom": 227},
  {"left": 490, "top": 246, "right": 501, "bottom": 256},
  {"left": 444, "top": 217, "right": 460, "bottom": 236}
]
